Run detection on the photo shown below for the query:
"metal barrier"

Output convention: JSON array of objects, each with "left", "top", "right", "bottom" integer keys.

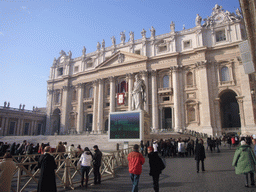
[{"left": 1, "top": 147, "right": 133, "bottom": 192}]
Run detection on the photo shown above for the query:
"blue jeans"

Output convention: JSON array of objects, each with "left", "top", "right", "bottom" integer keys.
[{"left": 130, "top": 173, "right": 140, "bottom": 192}]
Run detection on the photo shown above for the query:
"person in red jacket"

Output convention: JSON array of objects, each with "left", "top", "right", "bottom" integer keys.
[{"left": 127, "top": 144, "right": 145, "bottom": 192}]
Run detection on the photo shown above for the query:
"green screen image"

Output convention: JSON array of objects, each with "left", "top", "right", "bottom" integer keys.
[{"left": 109, "top": 112, "right": 140, "bottom": 139}]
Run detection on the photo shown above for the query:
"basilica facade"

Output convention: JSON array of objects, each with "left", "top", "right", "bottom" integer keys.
[{"left": 46, "top": 5, "right": 256, "bottom": 136}]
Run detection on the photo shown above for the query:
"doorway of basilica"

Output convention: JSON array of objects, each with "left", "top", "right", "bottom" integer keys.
[
  {"left": 86, "top": 114, "right": 93, "bottom": 132},
  {"left": 52, "top": 108, "right": 61, "bottom": 134},
  {"left": 220, "top": 90, "right": 241, "bottom": 128},
  {"left": 162, "top": 107, "right": 172, "bottom": 131}
]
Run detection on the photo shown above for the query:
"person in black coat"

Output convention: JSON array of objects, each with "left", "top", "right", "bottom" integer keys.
[
  {"left": 148, "top": 146, "right": 165, "bottom": 192},
  {"left": 92, "top": 145, "right": 102, "bottom": 185},
  {"left": 37, "top": 146, "right": 57, "bottom": 192},
  {"left": 195, "top": 139, "right": 206, "bottom": 173}
]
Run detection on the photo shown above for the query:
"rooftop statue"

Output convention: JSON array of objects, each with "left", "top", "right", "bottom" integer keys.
[
  {"left": 102, "top": 39, "right": 105, "bottom": 48},
  {"left": 141, "top": 29, "right": 146, "bottom": 39},
  {"left": 111, "top": 36, "right": 116, "bottom": 46},
  {"left": 59, "top": 50, "right": 66, "bottom": 56},
  {"left": 120, "top": 31, "right": 126, "bottom": 44},
  {"left": 150, "top": 26, "right": 155, "bottom": 38},
  {"left": 170, "top": 21, "right": 175, "bottom": 32},
  {"left": 68, "top": 51, "right": 72, "bottom": 59},
  {"left": 132, "top": 74, "right": 146, "bottom": 111},
  {"left": 82, "top": 46, "right": 86, "bottom": 56},
  {"left": 195, "top": 14, "right": 202, "bottom": 26},
  {"left": 97, "top": 42, "right": 101, "bottom": 51},
  {"left": 129, "top": 31, "right": 134, "bottom": 42}
]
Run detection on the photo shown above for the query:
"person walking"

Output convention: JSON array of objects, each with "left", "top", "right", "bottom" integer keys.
[
  {"left": 37, "top": 146, "right": 57, "bottom": 192},
  {"left": 127, "top": 144, "right": 145, "bottom": 192},
  {"left": 147, "top": 146, "right": 165, "bottom": 192},
  {"left": 79, "top": 147, "right": 92, "bottom": 188},
  {"left": 92, "top": 145, "right": 102, "bottom": 185},
  {"left": 0, "top": 153, "right": 16, "bottom": 192},
  {"left": 195, "top": 139, "right": 206, "bottom": 173},
  {"left": 232, "top": 140, "right": 256, "bottom": 187}
]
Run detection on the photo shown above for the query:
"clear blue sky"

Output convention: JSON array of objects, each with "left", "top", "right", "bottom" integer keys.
[{"left": 0, "top": 0, "right": 240, "bottom": 110}]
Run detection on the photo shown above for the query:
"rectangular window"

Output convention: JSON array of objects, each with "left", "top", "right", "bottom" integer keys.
[
  {"left": 74, "top": 66, "right": 79, "bottom": 73},
  {"left": 57, "top": 68, "right": 63, "bottom": 76},
  {"left": 159, "top": 45, "right": 167, "bottom": 52},
  {"left": 216, "top": 30, "right": 226, "bottom": 42},
  {"left": 163, "top": 97, "right": 170, "bottom": 101},
  {"left": 87, "top": 63, "right": 93, "bottom": 68},
  {"left": 135, "top": 50, "right": 141, "bottom": 55},
  {"left": 183, "top": 40, "right": 191, "bottom": 49}
]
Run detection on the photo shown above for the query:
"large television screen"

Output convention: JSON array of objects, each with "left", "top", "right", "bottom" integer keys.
[{"left": 109, "top": 111, "right": 141, "bottom": 140}]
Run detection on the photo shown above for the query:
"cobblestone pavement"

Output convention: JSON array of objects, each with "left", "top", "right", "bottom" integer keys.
[{"left": 63, "top": 145, "right": 256, "bottom": 192}]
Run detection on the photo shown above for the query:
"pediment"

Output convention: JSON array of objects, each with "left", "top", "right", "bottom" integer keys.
[{"left": 96, "top": 51, "right": 147, "bottom": 69}]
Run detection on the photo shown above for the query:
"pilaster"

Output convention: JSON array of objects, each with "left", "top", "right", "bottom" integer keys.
[
  {"left": 92, "top": 80, "right": 98, "bottom": 133},
  {"left": 172, "top": 66, "right": 182, "bottom": 132},
  {"left": 151, "top": 70, "right": 159, "bottom": 132},
  {"left": 109, "top": 76, "right": 116, "bottom": 112},
  {"left": 214, "top": 98, "right": 222, "bottom": 136},
  {"left": 61, "top": 85, "right": 70, "bottom": 134},
  {"left": 127, "top": 73, "right": 134, "bottom": 111},
  {"left": 141, "top": 70, "right": 149, "bottom": 113},
  {"left": 77, "top": 83, "right": 84, "bottom": 134},
  {"left": 1, "top": 117, "right": 5, "bottom": 136},
  {"left": 4, "top": 117, "right": 9, "bottom": 135},
  {"left": 97, "top": 79, "right": 104, "bottom": 134}
]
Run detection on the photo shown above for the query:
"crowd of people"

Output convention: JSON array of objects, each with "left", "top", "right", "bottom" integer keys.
[{"left": 1, "top": 134, "right": 256, "bottom": 191}]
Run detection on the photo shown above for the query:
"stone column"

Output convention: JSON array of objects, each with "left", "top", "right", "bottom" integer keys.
[
  {"left": 34, "top": 120, "right": 37, "bottom": 135},
  {"left": 61, "top": 85, "right": 69, "bottom": 134},
  {"left": 198, "top": 62, "right": 212, "bottom": 135},
  {"left": 16, "top": 118, "right": 21, "bottom": 136},
  {"left": 151, "top": 70, "right": 159, "bottom": 132},
  {"left": 20, "top": 119, "right": 24, "bottom": 136},
  {"left": 109, "top": 76, "right": 116, "bottom": 112},
  {"left": 141, "top": 71, "right": 149, "bottom": 112},
  {"left": 46, "top": 89, "right": 54, "bottom": 135},
  {"left": 97, "top": 79, "right": 104, "bottom": 134},
  {"left": 92, "top": 80, "right": 98, "bottom": 133},
  {"left": 160, "top": 107, "right": 163, "bottom": 131},
  {"left": 236, "top": 96, "right": 246, "bottom": 128},
  {"left": 172, "top": 66, "right": 182, "bottom": 132},
  {"left": 127, "top": 73, "right": 133, "bottom": 111},
  {"left": 4, "top": 117, "right": 9, "bottom": 135},
  {"left": 214, "top": 98, "right": 222, "bottom": 136},
  {"left": 30, "top": 121, "right": 34, "bottom": 135},
  {"left": 77, "top": 83, "right": 84, "bottom": 134},
  {"left": 1, "top": 117, "right": 5, "bottom": 136}
]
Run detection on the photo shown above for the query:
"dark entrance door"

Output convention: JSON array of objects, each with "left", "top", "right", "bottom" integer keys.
[
  {"left": 86, "top": 114, "right": 93, "bottom": 131},
  {"left": 164, "top": 108, "right": 172, "bottom": 130},
  {"left": 52, "top": 108, "right": 61, "bottom": 134},
  {"left": 220, "top": 91, "right": 241, "bottom": 128}
]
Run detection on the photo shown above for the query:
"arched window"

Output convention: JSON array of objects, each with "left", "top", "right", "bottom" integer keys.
[
  {"left": 89, "top": 87, "right": 93, "bottom": 98},
  {"left": 186, "top": 72, "right": 193, "bottom": 86},
  {"left": 188, "top": 107, "right": 195, "bottom": 122},
  {"left": 163, "top": 75, "right": 169, "bottom": 88},
  {"left": 120, "top": 81, "right": 127, "bottom": 93},
  {"left": 221, "top": 66, "right": 230, "bottom": 81}
]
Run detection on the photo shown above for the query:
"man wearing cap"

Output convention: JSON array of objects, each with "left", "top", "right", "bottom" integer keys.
[
  {"left": 127, "top": 144, "right": 145, "bottom": 192},
  {"left": 92, "top": 145, "right": 102, "bottom": 185}
]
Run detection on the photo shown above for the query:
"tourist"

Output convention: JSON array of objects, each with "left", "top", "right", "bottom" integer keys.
[
  {"left": 140, "top": 140, "right": 144, "bottom": 156},
  {"left": 92, "top": 145, "right": 102, "bottom": 185},
  {"left": 67, "top": 144, "right": 76, "bottom": 159},
  {"left": 147, "top": 146, "right": 165, "bottom": 192},
  {"left": 195, "top": 139, "right": 206, "bottom": 173},
  {"left": 37, "top": 146, "right": 57, "bottom": 192},
  {"left": 127, "top": 144, "right": 145, "bottom": 192},
  {"left": 77, "top": 144, "right": 83, "bottom": 157},
  {"left": 38, "top": 143, "right": 45, "bottom": 154},
  {"left": 0, "top": 152, "right": 16, "bottom": 192},
  {"left": 153, "top": 140, "right": 158, "bottom": 152},
  {"left": 252, "top": 139, "right": 256, "bottom": 155},
  {"left": 79, "top": 147, "right": 92, "bottom": 188},
  {"left": 232, "top": 140, "right": 256, "bottom": 187},
  {"left": 55, "top": 141, "right": 65, "bottom": 152}
]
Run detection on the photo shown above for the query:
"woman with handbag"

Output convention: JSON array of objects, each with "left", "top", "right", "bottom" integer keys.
[{"left": 78, "top": 147, "right": 93, "bottom": 188}]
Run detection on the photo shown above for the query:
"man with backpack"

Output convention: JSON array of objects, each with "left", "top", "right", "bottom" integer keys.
[{"left": 147, "top": 146, "right": 165, "bottom": 192}]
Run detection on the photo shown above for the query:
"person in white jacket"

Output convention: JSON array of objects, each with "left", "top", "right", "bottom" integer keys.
[
  {"left": 79, "top": 147, "right": 93, "bottom": 188},
  {"left": 0, "top": 153, "right": 16, "bottom": 192}
]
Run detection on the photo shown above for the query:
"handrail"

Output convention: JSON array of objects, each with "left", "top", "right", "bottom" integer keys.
[{"left": 3, "top": 147, "right": 133, "bottom": 192}]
